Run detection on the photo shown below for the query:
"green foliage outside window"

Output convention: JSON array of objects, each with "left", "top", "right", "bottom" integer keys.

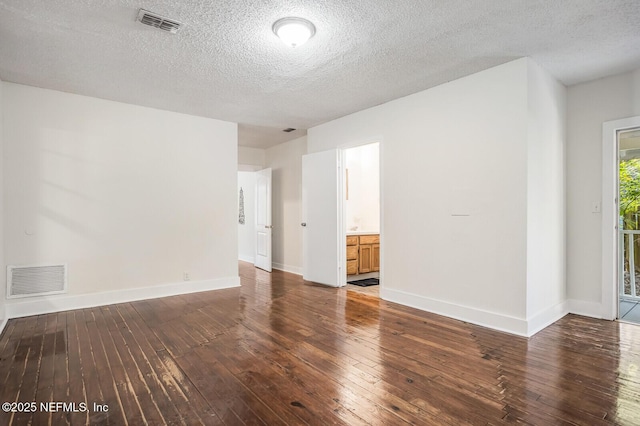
[{"left": 620, "top": 159, "right": 640, "bottom": 230}]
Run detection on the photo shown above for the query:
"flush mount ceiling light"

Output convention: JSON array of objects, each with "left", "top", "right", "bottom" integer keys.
[{"left": 272, "top": 17, "right": 316, "bottom": 47}]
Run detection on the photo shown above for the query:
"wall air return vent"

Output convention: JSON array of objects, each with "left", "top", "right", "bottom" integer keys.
[
  {"left": 137, "top": 9, "right": 182, "bottom": 34},
  {"left": 7, "top": 264, "right": 68, "bottom": 299}
]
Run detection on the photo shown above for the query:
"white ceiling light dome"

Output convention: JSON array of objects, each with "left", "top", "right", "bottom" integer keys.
[{"left": 272, "top": 17, "right": 316, "bottom": 47}]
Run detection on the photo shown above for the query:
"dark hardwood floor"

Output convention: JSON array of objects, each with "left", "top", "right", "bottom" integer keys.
[{"left": 1, "top": 261, "right": 640, "bottom": 425}]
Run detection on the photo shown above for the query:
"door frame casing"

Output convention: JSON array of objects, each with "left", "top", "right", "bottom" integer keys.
[{"left": 602, "top": 116, "right": 640, "bottom": 320}]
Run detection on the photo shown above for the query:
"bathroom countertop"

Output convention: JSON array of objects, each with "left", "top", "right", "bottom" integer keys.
[{"left": 346, "top": 231, "right": 380, "bottom": 236}]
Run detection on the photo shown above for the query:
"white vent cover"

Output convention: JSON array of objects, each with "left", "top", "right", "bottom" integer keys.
[
  {"left": 136, "top": 9, "right": 182, "bottom": 34},
  {"left": 7, "top": 264, "right": 68, "bottom": 299}
]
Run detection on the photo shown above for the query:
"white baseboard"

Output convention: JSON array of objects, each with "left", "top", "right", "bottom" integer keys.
[
  {"left": 273, "top": 262, "right": 302, "bottom": 276},
  {"left": 0, "top": 316, "right": 8, "bottom": 338},
  {"left": 382, "top": 288, "right": 607, "bottom": 336},
  {"left": 239, "top": 254, "right": 255, "bottom": 264},
  {"left": 567, "top": 299, "right": 602, "bottom": 319},
  {"left": 381, "top": 287, "right": 530, "bottom": 337},
  {"left": 6, "top": 276, "right": 240, "bottom": 319},
  {"left": 526, "top": 301, "right": 569, "bottom": 336}
]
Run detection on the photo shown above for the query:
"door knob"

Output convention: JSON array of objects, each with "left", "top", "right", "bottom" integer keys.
[
  {"left": 301, "top": 223, "right": 306, "bottom": 227},
  {"left": 265, "top": 225, "right": 273, "bottom": 229}
]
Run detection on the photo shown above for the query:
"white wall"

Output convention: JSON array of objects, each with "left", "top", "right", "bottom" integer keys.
[
  {"left": 345, "top": 143, "right": 380, "bottom": 233},
  {"left": 566, "top": 69, "right": 640, "bottom": 312},
  {"left": 0, "top": 79, "right": 4, "bottom": 325},
  {"left": 238, "top": 146, "right": 265, "bottom": 171},
  {"left": 308, "top": 58, "right": 566, "bottom": 336},
  {"left": 2, "top": 83, "right": 239, "bottom": 317},
  {"left": 238, "top": 171, "right": 256, "bottom": 263},
  {"left": 525, "top": 61, "right": 567, "bottom": 331},
  {"left": 265, "top": 136, "right": 307, "bottom": 274}
]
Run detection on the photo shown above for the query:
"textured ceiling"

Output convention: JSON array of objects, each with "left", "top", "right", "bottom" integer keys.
[{"left": 1, "top": 0, "right": 639, "bottom": 149}]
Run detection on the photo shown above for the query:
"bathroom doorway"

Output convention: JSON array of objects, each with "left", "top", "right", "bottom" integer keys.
[{"left": 343, "top": 142, "right": 381, "bottom": 297}]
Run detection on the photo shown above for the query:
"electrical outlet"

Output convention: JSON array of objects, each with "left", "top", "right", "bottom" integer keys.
[
  {"left": 592, "top": 202, "right": 601, "bottom": 213},
  {"left": 183, "top": 272, "right": 190, "bottom": 281}
]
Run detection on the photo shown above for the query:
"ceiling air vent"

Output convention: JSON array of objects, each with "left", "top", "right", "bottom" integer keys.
[
  {"left": 283, "top": 128, "right": 296, "bottom": 133},
  {"left": 137, "top": 9, "right": 182, "bottom": 34}
]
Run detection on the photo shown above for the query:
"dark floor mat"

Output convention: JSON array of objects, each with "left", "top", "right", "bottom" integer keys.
[{"left": 348, "top": 278, "right": 379, "bottom": 287}]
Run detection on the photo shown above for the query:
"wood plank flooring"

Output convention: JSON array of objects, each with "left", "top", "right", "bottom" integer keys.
[{"left": 1, "top": 261, "right": 640, "bottom": 425}]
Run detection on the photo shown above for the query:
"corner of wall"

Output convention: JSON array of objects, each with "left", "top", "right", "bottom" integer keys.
[
  {"left": 380, "top": 287, "right": 531, "bottom": 337},
  {"left": 526, "top": 301, "right": 569, "bottom": 337},
  {"left": 567, "top": 299, "right": 602, "bottom": 319},
  {"left": 524, "top": 59, "right": 568, "bottom": 322},
  {"left": 487, "top": 58, "right": 573, "bottom": 335}
]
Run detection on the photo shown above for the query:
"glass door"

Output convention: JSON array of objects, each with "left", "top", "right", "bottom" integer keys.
[{"left": 618, "top": 128, "right": 640, "bottom": 322}]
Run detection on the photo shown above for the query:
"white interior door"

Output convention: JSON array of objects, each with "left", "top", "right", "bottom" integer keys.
[
  {"left": 302, "top": 150, "right": 343, "bottom": 287},
  {"left": 255, "top": 168, "right": 272, "bottom": 272}
]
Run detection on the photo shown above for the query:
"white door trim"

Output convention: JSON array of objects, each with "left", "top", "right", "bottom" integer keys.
[{"left": 602, "top": 116, "right": 640, "bottom": 320}]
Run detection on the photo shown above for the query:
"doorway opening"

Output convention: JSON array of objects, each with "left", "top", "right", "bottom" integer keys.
[
  {"left": 618, "top": 127, "right": 640, "bottom": 323},
  {"left": 237, "top": 168, "right": 273, "bottom": 273},
  {"left": 300, "top": 141, "right": 382, "bottom": 290},
  {"left": 238, "top": 170, "right": 257, "bottom": 265},
  {"left": 602, "top": 116, "right": 640, "bottom": 321},
  {"left": 342, "top": 142, "right": 381, "bottom": 298}
]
